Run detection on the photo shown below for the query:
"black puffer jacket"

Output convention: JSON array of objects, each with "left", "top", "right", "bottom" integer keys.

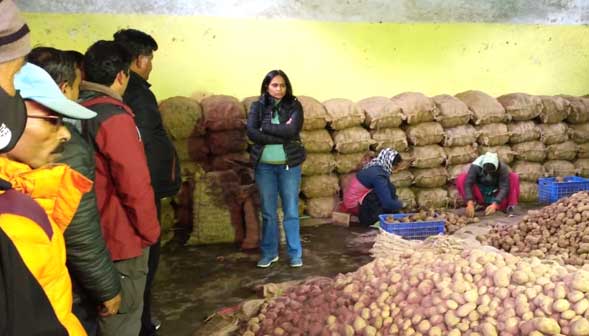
[
  {"left": 123, "top": 71, "right": 181, "bottom": 199},
  {"left": 246, "top": 96, "right": 306, "bottom": 168},
  {"left": 59, "top": 123, "right": 120, "bottom": 302}
]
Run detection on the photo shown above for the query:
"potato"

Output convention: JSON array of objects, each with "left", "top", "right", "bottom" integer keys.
[
  {"left": 533, "top": 317, "right": 561, "bottom": 334},
  {"left": 570, "top": 317, "right": 589, "bottom": 336},
  {"left": 553, "top": 299, "right": 571, "bottom": 313},
  {"left": 478, "top": 322, "right": 497, "bottom": 336}
]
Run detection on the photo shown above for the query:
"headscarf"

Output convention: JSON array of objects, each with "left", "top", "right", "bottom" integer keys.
[
  {"left": 362, "top": 148, "right": 399, "bottom": 175},
  {"left": 472, "top": 152, "right": 499, "bottom": 170}
]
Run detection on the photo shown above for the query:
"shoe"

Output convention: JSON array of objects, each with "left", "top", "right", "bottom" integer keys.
[
  {"left": 290, "top": 258, "right": 303, "bottom": 268},
  {"left": 257, "top": 256, "right": 279, "bottom": 268},
  {"left": 152, "top": 318, "right": 161, "bottom": 331}
]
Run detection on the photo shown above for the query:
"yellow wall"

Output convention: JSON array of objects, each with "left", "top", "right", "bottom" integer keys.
[{"left": 24, "top": 13, "right": 589, "bottom": 101}]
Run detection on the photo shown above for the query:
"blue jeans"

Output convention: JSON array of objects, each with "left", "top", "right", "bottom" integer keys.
[{"left": 255, "top": 163, "right": 302, "bottom": 261}]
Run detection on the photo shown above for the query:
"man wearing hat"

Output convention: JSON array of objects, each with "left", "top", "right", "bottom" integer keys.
[
  {"left": 0, "top": 1, "right": 79, "bottom": 334},
  {"left": 1, "top": 61, "right": 97, "bottom": 336},
  {"left": 456, "top": 152, "right": 520, "bottom": 217}
]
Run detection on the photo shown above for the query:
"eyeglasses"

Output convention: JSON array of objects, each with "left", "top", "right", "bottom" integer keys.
[{"left": 27, "top": 115, "right": 64, "bottom": 127}]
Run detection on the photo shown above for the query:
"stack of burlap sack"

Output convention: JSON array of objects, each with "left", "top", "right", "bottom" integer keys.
[
  {"left": 162, "top": 90, "right": 589, "bottom": 232},
  {"left": 161, "top": 95, "right": 261, "bottom": 247},
  {"left": 298, "top": 96, "right": 339, "bottom": 218},
  {"left": 356, "top": 96, "right": 415, "bottom": 209}
]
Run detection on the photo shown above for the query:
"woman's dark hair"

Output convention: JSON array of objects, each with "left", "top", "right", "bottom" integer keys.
[
  {"left": 26, "top": 46, "right": 77, "bottom": 86},
  {"left": 84, "top": 40, "right": 131, "bottom": 86},
  {"left": 391, "top": 153, "right": 402, "bottom": 167},
  {"left": 482, "top": 163, "right": 498, "bottom": 174},
  {"left": 259, "top": 69, "right": 294, "bottom": 104}
]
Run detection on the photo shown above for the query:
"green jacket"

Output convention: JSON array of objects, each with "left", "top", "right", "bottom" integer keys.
[{"left": 59, "top": 123, "right": 120, "bottom": 302}]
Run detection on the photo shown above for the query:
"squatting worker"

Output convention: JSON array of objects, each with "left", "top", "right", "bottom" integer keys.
[
  {"left": 342, "top": 148, "right": 404, "bottom": 227},
  {"left": 456, "top": 152, "right": 520, "bottom": 218}
]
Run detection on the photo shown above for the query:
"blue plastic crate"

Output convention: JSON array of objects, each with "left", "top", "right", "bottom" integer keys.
[
  {"left": 538, "top": 176, "right": 589, "bottom": 204},
  {"left": 378, "top": 213, "right": 445, "bottom": 240}
]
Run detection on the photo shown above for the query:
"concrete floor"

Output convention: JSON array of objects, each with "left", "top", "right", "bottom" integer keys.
[{"left": 151, "top": 206, "right": 533, "bottom": 336}]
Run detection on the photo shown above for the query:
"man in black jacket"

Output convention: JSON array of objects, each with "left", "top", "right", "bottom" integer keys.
[
  {"left": 114, "top": 28, "right": 181, "bottom": 336},
  {"left": 26, "top": 46, "right": 122, "bottom": 335}
]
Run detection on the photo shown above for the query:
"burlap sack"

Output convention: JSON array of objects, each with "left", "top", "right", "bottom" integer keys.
[
  {"left": 339, "top": 173, "right": 356, "bottom": 193},
  {"left": 447, "top": 163, "right": 471, "bottom": 181},
  {"left": 323, "top": 98, "right": 365, "bottom": 130},
  {"left": 496, "top": 93, "right": 542, "bottom": 121},
  {"left": 300, "top": 129, "right": 334, "bottom": 153},
  {"left": 206, "top": 129, "right": 248, "bottom": 155},
  {"left": 543, "top": 160, "right": 577, "bottom": 177},
  {"left": 410, "top": 145, "right": 447, "bottom": 169},
  {"left": 405, "top": 122, "right": 444, "bottom": 146},
  {"left": 455, "top": 90, "right": 506, "bottom": 125},
  {"left": 478, "top": 145, "right": 516, "bottom": 165},
  {"left": 333, "top": 126, "right": 374, "bottom": 154},
  {"left": 546, "top": 141, "right": 578, "bottom": 161},
  {"left": 445, "top": 145, "right": 479, "bottom": 165},
  {"left": 560, "top": 95, "right": 589, "bottom": 124},
  {"left": 476, "top": 123, "right": 510, "bottom": 146},
  {"left": 578, "top": 142, "right": 589, "bottom": 158},
  {"left": 508, "top": 121, "right": 540, "bottom": 144},
  {"left": 432, "top": 94, "right": 471, "bottom": 128},
  {"left": 512, "top": 141, "right": 546, "bottom": 162},
  {"left": 443, "top": 125, "right": 478, "bottom": 147},
  {"left": 390, "top": 170, "right": 414, "bottom": 188},
  {"left": 370, "top": 128, "right": 408, "bottom": 152},
  {"left": 538, "top": 95, "right": 570, "bottom": 124},
  {"left": 575, "top": 158, "right": 589, "bottom": 177},
  {"left": 519, "top": 181, "right": 539, "bottom": 203},
  {"left": 210, "top": 152, "right": 250, "bottom": 171},
  {"left": 242, "top": 96, "right": 258, "bottom": 115},
  {"left": 178, "top": 161, "right": 205, "bottom": 178},
  {"left": 397, "top": 188, "right": 416, "bottom": 210},
  {"left": 201, "top": 95, "right": 246, "bottom": 131},
  {"left": 357, "top": 96, "right": 404, "bottom": 129},
  {"left": 159, "top": 96, "right": 204, "bottom": 139},
  {"left": 512, "top": 161, "right": 545, "bottom": 182},
  {"left": 447, "top": 185, "right": 466, "bottom": 208},
  {"left": 412, "top": 167, "right": 448, "bottom": 188},
  {"left": 173, "top": 136, "right": 209, "bottom": 162},
  {"left": 301, "top": 175, "right": 339, "bottom": 198},
  {"left": 306, "top": 197, "right": 337, "bottom": 218},
  {"left": 190, "top": 170, "right": 240, "bottom": 245},
  {"left": 538, "top": 123, "right": 569, "bottom": 145},
  {"left": 568, "top": 123, "right": 589, "bottom": 144},
  {"left": 335, "top": 152, "right": 369, "bottom": 174},
  {"left": 413, "top": 188, "right": 449, "bottom": 209},
  {"left": 391, "top": 92, "right": 436, "bottom": 125},
  {"left": 302, "top": 153, "right": 336, "bottom": 176},
  {"left": 298, "top": 96, "right": 329, "bottom": 131}
]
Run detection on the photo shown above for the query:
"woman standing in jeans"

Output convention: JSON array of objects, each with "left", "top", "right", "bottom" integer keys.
[{"left": 246, "top": 70, "right": 306, "bottom": 268}]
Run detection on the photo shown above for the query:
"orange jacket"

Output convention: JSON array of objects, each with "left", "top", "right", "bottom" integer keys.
[{"left": 0, "top": 157, "right": 92, "bottom": 336}]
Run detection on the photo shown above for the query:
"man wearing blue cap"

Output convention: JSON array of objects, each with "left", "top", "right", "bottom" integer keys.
[{"left": 1, "top": 62, "right": 97, "bottom": 336}]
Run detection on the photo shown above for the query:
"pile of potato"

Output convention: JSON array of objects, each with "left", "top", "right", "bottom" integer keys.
[
  {"left": 481, "top": 191, "right": 589, "bottom": 266},
  {"left": 383, "top": 209, "right": 479, "bottom": 235},
  {"left": 242, "top": 246, "right": 589, "bottom": 335}
]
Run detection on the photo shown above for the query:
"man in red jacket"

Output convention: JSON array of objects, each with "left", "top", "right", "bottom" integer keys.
[{"left": 78, "top": 40, "right": 160, "bottom": 336}]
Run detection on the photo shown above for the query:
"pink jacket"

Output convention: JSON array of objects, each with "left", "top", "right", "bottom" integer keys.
[{"left": 342, "top": 175, "right": 371, "bottom": 215}]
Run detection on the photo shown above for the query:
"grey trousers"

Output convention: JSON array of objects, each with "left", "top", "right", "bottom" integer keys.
[{"left": 98, "top": 248, "right": 149, "bottom": 336}]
